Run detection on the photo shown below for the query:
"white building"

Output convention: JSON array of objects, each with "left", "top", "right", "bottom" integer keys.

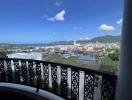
[
  {"left": 7, "top": 52, "right": 42, "bottom": 60},
  {"left": 74, "top": 40, "right": 77, "bottom": 46}
]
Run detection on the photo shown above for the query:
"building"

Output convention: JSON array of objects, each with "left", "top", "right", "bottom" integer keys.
[{"left": 7, "top": 52, "right": 42, "bottom": 60}]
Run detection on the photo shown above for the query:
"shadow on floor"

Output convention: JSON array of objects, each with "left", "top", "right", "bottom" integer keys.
[{"left": 0, "top": 91, "right": 38, "bottom": 100}]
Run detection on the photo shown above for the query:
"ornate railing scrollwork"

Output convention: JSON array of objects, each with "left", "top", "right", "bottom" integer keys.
[{"left": 0, "top": 58, "right": 117, "bottom": 100}]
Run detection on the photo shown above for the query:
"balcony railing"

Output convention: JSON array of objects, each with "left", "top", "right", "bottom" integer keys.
[{"left": 0, "top": 58, "right": 117, "bottom": 100}]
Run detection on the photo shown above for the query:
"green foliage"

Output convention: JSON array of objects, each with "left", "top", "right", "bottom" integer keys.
[
  {"left": 108, "top": 49, "right": 120, "bottom": 61},
  {"left": 0, "top": 45, "right": 10, "bottom": 58},
  {"left": 94, "top": 75, "right": 102, "bottom": 87},
  {"left": 101, "top": 63, "right": 118, "bottom": 74},
  {"left": 100, "top": 56, "right": 119, "bottom": 74},
  {"left": 0, "top": 51, "right": 7, "bottom": 58},
  {"left": 47, "top": 54, "right": 79, "bottom": 65},
  {"left": 106, "top": 48, "right": 113, "bottom": 52},
  {"left": 99, "top": 49, "right": 120, "bottom": 74},
  {"left": 90, "top": 35, "right": 120, "bottom": 43}
]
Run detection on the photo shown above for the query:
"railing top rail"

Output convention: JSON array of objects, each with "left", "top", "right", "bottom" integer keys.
[{"left": 0, "top": 58, "right": 117, "bottom": 79}]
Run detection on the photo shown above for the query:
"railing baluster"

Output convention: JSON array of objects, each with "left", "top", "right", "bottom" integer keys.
[
  {"left": 0, "top": 60, "right": 5, "bottom": 82},
  {"left": 43, "top": 64, "right": 49, "bottom": 90},
  {"left": 36, "top": 62, "right": 42, "bottom": 89},
  {"left": 84, "top": 72, "right": 95, "bottom": 100},
  {"left": 21, "top": 60, "right": 28, "bottom": 84},
  {"left": 57, "top": 66, "right": 61, "bottom": 94},
  {"left": 5, "top": 60, "right": 13, "bottom": 82},
  {"left": 28, "top": 61, "right": 35, "bottom": 86},
  {"left": 60, "top": 66, "right": 68, "bottom": 98},
  {"left": 71, "top": 68, "right": 79, "bottom": 100},
  {"left": 101, "top": 76, "right": 117, "bottom": 100},
  {"left": 51, "top": 64, "right": 58, "bottom": 94},
  {"left": 13, "top": 60, "right": 20, "bottom": 83}
]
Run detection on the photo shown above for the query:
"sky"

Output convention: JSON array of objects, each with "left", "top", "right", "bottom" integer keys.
[{"left": 0, "top": 0, "right": 124, "bottom": 44}]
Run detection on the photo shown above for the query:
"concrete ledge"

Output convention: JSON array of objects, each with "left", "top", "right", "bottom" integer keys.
[{"left": 0, "top": 83, "right": 64, "bottom": 100}]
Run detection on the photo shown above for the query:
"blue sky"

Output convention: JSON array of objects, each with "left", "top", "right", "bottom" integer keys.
[{"left": 0, "top": 0, "right": 124, "bottom": 44}]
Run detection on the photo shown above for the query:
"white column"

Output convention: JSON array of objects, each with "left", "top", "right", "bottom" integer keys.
[{"left": 116, "top": 0, "right": 132, "bottom": 99}]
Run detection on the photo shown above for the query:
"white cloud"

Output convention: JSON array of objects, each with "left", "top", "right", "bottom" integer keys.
[
  {"left": 85, "top": 37, "right": 90, "bottom": 40},
  {"left": 79, "top": 38, "right": 83, "bottom": 40},
  {"left": 117, "top": 18, "right": 123, "bottom": 25},
  {"left": 79, "top": 37, "right": 90, "bottom": 40},
  {"left": 55, "top": 2, "right": 62, "bottom": 6},
  {"left": 47, "top": 10, "right": 65, "bottom": 22},
  {"left": 99, "top": 24, "right": 115, "bottom": 31}
]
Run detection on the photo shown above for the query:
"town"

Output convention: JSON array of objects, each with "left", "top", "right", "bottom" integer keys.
[{"left": 0, "top": 40, "right": 120, "bottom": 73}]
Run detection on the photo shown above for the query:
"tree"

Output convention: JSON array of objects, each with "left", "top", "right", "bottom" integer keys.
[
  {"left": 0, "top": 51, "right": 7, "bottom": 58},
  {"left": 108, "top": 49, "right": 120, "bottom": 61},
  {"left": 0, "top": 46, "right": 8, "bottom": 58}
]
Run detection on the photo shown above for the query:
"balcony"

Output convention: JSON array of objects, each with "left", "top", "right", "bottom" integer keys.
[{"left": 0, "top": 58, "right": 117, "bottom": 100}]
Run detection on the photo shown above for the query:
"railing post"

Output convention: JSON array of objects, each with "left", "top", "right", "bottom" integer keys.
[{"left": 116, "top": 0, "right": 132, "bottom": 100}]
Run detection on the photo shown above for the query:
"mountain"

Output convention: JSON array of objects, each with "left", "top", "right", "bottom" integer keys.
[
  {"left": 78, "top": 35, "right": 121, "bottom": 44},
  {"left": 48, "top": 35, "right": 121, "bottom": 45},
  {"left": 90, "top": 35, "right": 120, "bottom": 43},
  {"left": 0, "top": 35, "right": 121, "bottom": 46}
]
